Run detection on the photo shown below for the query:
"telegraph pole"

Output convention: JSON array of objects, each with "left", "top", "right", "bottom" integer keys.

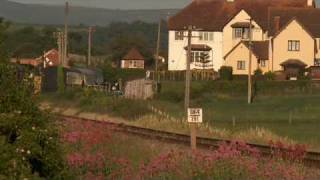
[
  {"left": 155, "top": 20, "right": 162, "bottom": 89},
  {"left": 88, "top": 26, "right": 93, "bottom": 67},
  {"left": 64, "top": 1, "right": 69, "bottom": 66},
  {"left": 248, "top": 18, "right": 253, "bottom": 104},
  {"left": 185, "top": 25, "right": 197, "bottom": 151},
  {"left": 185, "top": 25, "right": 192, "bottom": 115}
]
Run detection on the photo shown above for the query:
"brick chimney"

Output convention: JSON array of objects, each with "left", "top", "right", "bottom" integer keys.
[{"left": 274, "top": 16, "right": 280, "bottom": 33}]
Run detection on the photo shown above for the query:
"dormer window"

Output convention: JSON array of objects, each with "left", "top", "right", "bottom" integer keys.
[{"left": 231, "top": 22, "right": 254, "bottom": 40}]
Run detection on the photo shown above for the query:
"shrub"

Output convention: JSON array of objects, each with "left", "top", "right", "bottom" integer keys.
[
  {"left": 264, "top": 71, "right": 275, "bottom": 80},
  {"left": 219, "top": 66, "right": 233, "bottom": 80},
  {"left": 254, "top": 68, "right": 263, "bottom": 76},
  {"left": 0, "top": 63, "right": 70, "bottom": 179}
]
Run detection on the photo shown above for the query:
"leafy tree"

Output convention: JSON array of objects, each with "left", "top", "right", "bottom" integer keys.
[
  {"left": 199, "top": 52, "right": 211, "bottom": 70},
  {"left": 0, "top": 21, "right": 70, "bottom": 180},
  {"left": 5, "top": 26, "right": 57, "bottom": 58},
  {"left": 0, "top": 18, "right": 10, "bottom": 63},
  {"left": 107, "top": 33, "right": 153, "bottom": 67}
]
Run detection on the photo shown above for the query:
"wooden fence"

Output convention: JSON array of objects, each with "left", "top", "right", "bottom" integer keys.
[
  {"left": 148, "top": 70, "right": 218, "bottom": 81},
  {"left": 124, "top": 79, "right": 154, "bottom": 100}
]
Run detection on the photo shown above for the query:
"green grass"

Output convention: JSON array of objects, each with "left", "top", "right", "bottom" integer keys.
[
  {"left": 40, "top": 81, "right": 320, "bottom": 149},
  {"left": 39, "top": 87, "right": 151, "bottom": 120},
  {"left": 152, "top": 81, "right": 320, "bottom": 149}
]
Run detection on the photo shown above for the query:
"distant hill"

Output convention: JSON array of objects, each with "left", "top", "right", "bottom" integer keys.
[{"left": 0, "top": 0, "right": 178, "bottom": 25}]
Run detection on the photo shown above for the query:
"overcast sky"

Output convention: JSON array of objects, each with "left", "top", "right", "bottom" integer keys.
[{"left": 9, "top": 0, "right": 192, "bottom": 9}]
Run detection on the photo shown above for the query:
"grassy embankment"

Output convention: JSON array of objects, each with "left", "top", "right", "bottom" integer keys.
[
  {"left": 40, "top": 80, "right": 320, "bottom": 150},
  {"left": 153, "top": 81, "right": 320, "bottom": 149}
]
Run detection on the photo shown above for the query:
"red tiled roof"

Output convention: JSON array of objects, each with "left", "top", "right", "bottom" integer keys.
[
  {"left": 224, "top": 40, "right": 269, "bottom": 60},
  {"left": 11, "top": 58, "right": 41, "bottom": 67},
  {"left": 43, "top": 49, "right": 60, "bottom": 66},
  {"left": 243, "top": 41, "right": 269, "bottom": 60},
  {"left": 168, "top": 0, "right": 311, "bottom": 31},
  {"left": 184, "top": 44, "right": 212, "bottom": 51},
  {"left": 231, "top": 22, "right": 254, "bottom": 28},
  {"left": 268, "top": 7, "right": 320, "bottom": 37},
  {"left": 123, "top": 48, "right": 145, "bottom": 60}
]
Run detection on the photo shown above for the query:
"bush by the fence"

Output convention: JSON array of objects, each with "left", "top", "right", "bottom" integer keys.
[
  {"left": 219, "top": 66, "right": 233, "bottom": 80},
  {"left": 158, "top": 80, "right": 317, "bottom": 102},
  {"left": 254, "top": 68, "right": 263, "bottom": 76}
]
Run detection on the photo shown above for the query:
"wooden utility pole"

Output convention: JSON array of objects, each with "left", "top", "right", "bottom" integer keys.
[
  {"left": 88, "top": 26, "right": 94, "bottom": 67},
  {"left": 185, "top": 25, "right": 192, "bottom": 114},
  {"left": 185, "top": 25, "right": 197, "bottom": 151},
  {"left": 248, "top": 18, "right": 253, "bottom": 104},
  {"left": 155, "top": 20, "right": 162, "bottom": 89},
  {"left": 64, "top": 1, "right": 69, "bottom": 66}
]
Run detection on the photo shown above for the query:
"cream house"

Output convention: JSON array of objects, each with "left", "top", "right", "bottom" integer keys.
[
  {"left": 222, "top": 9, "right": 267, "bottom": 57},
  {"left": 224, "top": 6, "right": 320, "bottom": 75},
  {"left": 167, "top": 0, "right": 315, "bottom": 72},
  {"left": 224, "top": 41, "right": 269, "bottom": 75},
  {"left": 271, "top": 19, "right": 315, "bottom": 72}
]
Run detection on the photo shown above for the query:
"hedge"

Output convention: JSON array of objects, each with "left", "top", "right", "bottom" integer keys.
[{"left": 158, "top": 80, "right": 319, "bottom": 101}]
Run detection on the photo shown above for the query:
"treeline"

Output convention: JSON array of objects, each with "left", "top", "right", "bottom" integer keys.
[{"left": 4, "top": 20, "right": 168, "bottom": 66}]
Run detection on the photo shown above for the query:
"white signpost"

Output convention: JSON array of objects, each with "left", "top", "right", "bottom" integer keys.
[
  {"left": 188, "top": 108, "right": 203, "bottom": 123},
  {"left": 188, "top": 108, "right": 202, "bottom": 150}
]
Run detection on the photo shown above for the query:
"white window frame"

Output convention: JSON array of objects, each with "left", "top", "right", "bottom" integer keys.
[
  {"left": 288, "top": 40, "right": 300, "bottom": 51},
  {"left": 191, "top": 51, "right": 211, "bottom": 63},
  {"left": 233, "top": 28, "right": 250, "bottom": 39},
  {"left": 237, "top": 60, "right": 246, "bottom": 70},
  {"left": 175, "top": 31, "right": 184, "bottom": 40},
  {"left": 199, "top": 32, "right": 203, "bottom": 41},
  {"left": 260, "top": 60, "right": 266, "bottom": 67},
  {"left": 199, "top": 32, "right": 214, "bottom": 41},
  {"left": 234, "top": 28, "right": 243, "bottom": 39}
]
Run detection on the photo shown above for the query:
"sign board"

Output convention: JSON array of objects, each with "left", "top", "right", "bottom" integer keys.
[{"left": 188, "top": 108, "right": 203, "bottom": 123}]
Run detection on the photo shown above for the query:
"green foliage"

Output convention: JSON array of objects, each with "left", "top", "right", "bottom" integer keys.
[
  {"left": 0, "top": 18, "right": 10, "bottom": 63},
  {"left": 5, "top": 26, "right": 57, "bottom": 58},
  {"left": 0, "top": 63, "right": 70, "bottom": 179},
  {"left": 264, "top": 71, "right": 275, "bottom": 80},
  {"left": 44, "top": 88, "right": 151, "bottom": 120},
  {"left": 254, "top": 68, "right": 263, "bottom": 76},
  {"left": 107, "top": 33, "right": 153, "bottom": 67},
  {"left": 5, "top": 21, "right": 167, "bottom": 69},
  {"left": 219, "top": 66, "right": 233, "bottom": 80}
]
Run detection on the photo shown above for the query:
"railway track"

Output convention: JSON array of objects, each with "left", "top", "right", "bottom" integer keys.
[{"left": 60, "top": 115, "right": 320, "bottom": 168}]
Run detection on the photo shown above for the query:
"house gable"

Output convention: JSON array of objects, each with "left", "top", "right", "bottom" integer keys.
[
  {"left": 224, "top": 41, "right": 258, "bottom": 60},
  {"left": 223, "top": 9, "right": 265, "bottom": 56},
  {"left": 224, "top": 42, "right": 260, "bottom": 75},
  {"left": 273, "top": 18, "right": 315, "bottom": 71},
  {"left": 273, "top": 18, "right": 314, "bottom": 40},
  {"left": 223, "top": 9, "right": 262, "bottom": 31}
]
